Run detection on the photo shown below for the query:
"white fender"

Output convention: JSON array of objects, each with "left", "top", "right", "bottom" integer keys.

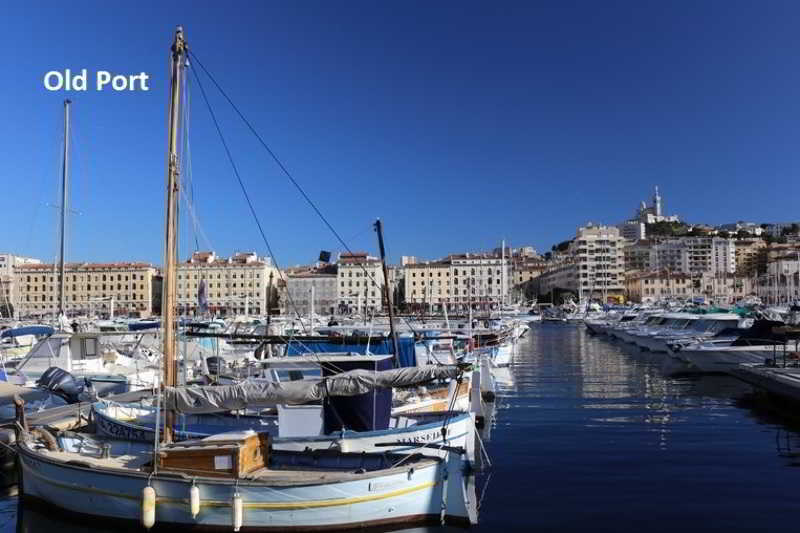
[
  {"left": 141, "top": 486, "right": 156, "bottom": 529},
  {"left": 232, "top": 492, "right": 243, "bottom": 531},
  {"left": 189, "top": 484, "right": 200, "bottom": 519}
]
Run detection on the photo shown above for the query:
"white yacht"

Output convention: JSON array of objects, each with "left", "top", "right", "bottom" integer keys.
[{"left": 4, "top": 331, "right": 159, "bottom": 395}]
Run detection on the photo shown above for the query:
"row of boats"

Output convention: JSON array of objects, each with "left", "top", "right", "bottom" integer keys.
[
  {"left": 0, "top": 311, "right": 529, "bottom": 530},
  {"left": 585, "top": 306, "right": 799, "bottom": 374}
]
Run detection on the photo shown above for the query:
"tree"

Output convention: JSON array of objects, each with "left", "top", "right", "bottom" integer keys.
[
  {"left": 552, "top": 240, "right": 571, "bottom": 253},
  {"left": 646, "top": 221, "right": 689, "bottom": 237}
]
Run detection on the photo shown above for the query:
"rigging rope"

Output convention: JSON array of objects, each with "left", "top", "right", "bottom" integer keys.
[
  {"left": 187, "top": 60, "right": 306, "bottom": 332},
  {"left": 188, "top": 51, "right": 419, "bottom": 342}
]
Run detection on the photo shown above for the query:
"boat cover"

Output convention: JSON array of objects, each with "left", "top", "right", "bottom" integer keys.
[
  {"left": 1, "top": 325, "right": 54, "bottom": 339},
  {"left": 164, "top": 365, "right": 460, "bottom": 414},
  {"left": 128, "top": 321, "right": 159, "bottom": 332}
]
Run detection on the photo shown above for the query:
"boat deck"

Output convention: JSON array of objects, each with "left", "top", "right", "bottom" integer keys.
[{"left": 31, "top": 443, "right": 438, "bottom": 485}]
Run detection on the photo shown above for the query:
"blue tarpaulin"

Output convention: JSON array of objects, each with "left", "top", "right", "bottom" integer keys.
[
  {"left": 286, "top": 336, "right": 417, "bottom": 368},
  {"left": 1, "top": 325, "right": 54, "bottom": 338},
  {"left": 128, "top": 321, "right": 160, "bottom": 331}
]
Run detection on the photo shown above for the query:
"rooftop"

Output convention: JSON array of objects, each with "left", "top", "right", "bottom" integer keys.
[{"left": 15, "top": 262, "right": 156, "bottom": 271}]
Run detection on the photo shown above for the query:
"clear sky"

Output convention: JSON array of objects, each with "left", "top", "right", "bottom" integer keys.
[{"left": 2, "top": 1, "right": 799, "bottom": 268}]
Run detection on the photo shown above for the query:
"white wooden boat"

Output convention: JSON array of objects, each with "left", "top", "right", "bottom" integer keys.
[{"left": 17, "top": 430, "right": 476, "bottom": 529}]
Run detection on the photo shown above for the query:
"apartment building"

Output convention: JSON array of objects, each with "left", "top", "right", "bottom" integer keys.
[
  {"left": 617, "top": 220, "right": 646, "bottom": 241},
  {"left": 624, "top": 237, "right": 736, "bottom": 276},
  {"left": 0, "top": 253, "right": 42, "bottom": 316},
  {"left": 403, "top": 252, "right": 512, "bottom": 311},
  {"left": 757, "top": 254, "right": 800, "bottom": 305},
  {"left": 735, "top": 239, "right": 767, "bottom": 276},
  {"left": 284, "top": 264, "right": 338, "bottom": 315},
  {"left": 535, "top": 261, "right": 578, "bottom": 300},
  {"left": 511, "top": 258, "right": 549, "bottom": 301},
  {"left": 623, "top": 241, "right": 653, "bottom": 272},
  {"left": 681, "top": 237, "right": 735, "bottom": 274},
  {"left": 625, "top": 271, "right": 694, "bottom": 302},
  {"left": 626, "top": 270, "right": 752, "bottom": 304},
  {"left": 651, "top": 239, "right": 689, "bottom": 273},
  {"left": 15, "top": 262, "right": 158, "bottom": 318},
  {"left": 336, "top": 252, "right": 386, "bottom": 314},
  {"left": 448, "top": 253, "right": 511, "bottom": 308},
  {"left": 176, "top": 251, "right": 279, "bottom": 316},
  {"left": 404, "top": 260, "right": 451, "bottom": 309},
  {"left": 570, "top": 224, "right": 626, "bottom": 301}
]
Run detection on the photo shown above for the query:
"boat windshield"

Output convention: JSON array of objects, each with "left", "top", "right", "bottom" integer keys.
[
  {"left": 691, "top": 319, "right": 712, "bottom": 332},
  {"left": 672, "top": 319, "right": 692, "bottom": 329},
  {"left": 708, "top": 319, "right": 739, "bottom": 333}
]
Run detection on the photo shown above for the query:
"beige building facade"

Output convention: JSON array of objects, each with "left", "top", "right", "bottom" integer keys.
[
  {"left": 735, "top": 239, "right": 767, "bottom": 276},
  {"left": 0, "top": 253, "right": 42, "bottom": 317},
  {"left": 177, "top": 251, "right": 279, "bottom": 316},
  {"left": 571, "top": 224, "right": 626, "bottom": 301},
  {"left": 336, "top": 252, "right": 386, "bottom": 314},
  {"left": 15, "top": 262, "right": 158, "bottom": 318},
  {"left": 403, "top": 252, "right": 511, "bottom": 311},
  {"left": 626, "top": 270, "right": 753, "bottom": 304}
]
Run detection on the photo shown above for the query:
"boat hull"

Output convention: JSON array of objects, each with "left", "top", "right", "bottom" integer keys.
[
  {"left": 677, "top": 346, "right": 776, "bottom": 373},
  {"left": 18, "top": 440, "right": 474, "bottom": 530}
]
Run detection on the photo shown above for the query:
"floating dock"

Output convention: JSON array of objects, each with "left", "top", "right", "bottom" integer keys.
[{"left": 730, "top": 364, "right": 800, "bottom": 403}]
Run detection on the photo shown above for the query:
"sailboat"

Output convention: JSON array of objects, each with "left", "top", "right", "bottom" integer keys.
[
  {"left": 2, "top": 100, "right": 160, "bottom": 395},
  {"left": 15, "top": 27, "right": 476, "bottom": 530},
  {"left": 92, "top": 353, "right": 477, "bottom": 462}
]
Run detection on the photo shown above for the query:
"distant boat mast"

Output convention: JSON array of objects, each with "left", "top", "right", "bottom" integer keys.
[{"left": 58, "top": 99, "right": 71, "bottom": 322}]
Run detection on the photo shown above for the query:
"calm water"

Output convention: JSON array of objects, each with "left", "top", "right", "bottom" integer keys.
[{"left": 4, "top": 323, "right": 800, "bottom": 532}]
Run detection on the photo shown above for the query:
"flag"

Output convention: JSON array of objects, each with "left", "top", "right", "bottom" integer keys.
[{"left": 198, "top": 279, "right": 208, "bottom": 314}]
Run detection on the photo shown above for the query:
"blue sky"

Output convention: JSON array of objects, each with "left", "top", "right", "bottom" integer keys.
[{"left": 2, "top": 1, "right": 800, "bottom": 267}]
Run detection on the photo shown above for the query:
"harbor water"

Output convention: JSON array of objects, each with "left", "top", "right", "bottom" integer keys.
[{"left": 3, "top": 322, "right": 800, "bottom": 532}]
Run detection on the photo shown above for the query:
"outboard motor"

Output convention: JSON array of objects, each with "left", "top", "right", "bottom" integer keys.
[
  {"left": 36, "top": 367, "right": 94, "bottom": 404},
  {"left": 206, "top": 356, "right": 225, "bottom": 376}
]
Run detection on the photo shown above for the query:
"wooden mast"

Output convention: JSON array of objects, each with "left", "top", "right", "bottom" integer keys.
[
  {"left": 162, "top": 26, "right": 187, "bottom": 443},
  {"left": 58, "top": 99, "right": 71, "bottom": 322},
  {"left": 374, "top": 219, "right": 400, "bottom": 363}
]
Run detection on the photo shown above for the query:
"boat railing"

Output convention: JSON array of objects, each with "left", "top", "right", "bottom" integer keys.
[{"left": 744, "top": 338, "right": 800, "bottom": 368}]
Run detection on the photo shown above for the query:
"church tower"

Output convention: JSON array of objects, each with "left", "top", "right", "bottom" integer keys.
[{"left": 653, "top": 186, "right": 662, "bottom": 217}]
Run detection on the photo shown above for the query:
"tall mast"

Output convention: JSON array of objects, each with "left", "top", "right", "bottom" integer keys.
[
  {"left": 374, "top": 219, "right": 400, "bottom": 363},
  {"left": 162, "top": 26, "right": 187, "bottom": 443},
  {"left": 58, "top": 99, "right": 71, "bottom": 321},
  {"left": 501, "top": 240, "right": 505, "bottom": 309},
  {"left": 266, "top": 271, "right": 273, "bottom": 327}
]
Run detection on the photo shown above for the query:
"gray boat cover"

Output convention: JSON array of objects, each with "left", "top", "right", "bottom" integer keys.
[{"left": 163, "top": 365, "right": 460, "bottom": 414}]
